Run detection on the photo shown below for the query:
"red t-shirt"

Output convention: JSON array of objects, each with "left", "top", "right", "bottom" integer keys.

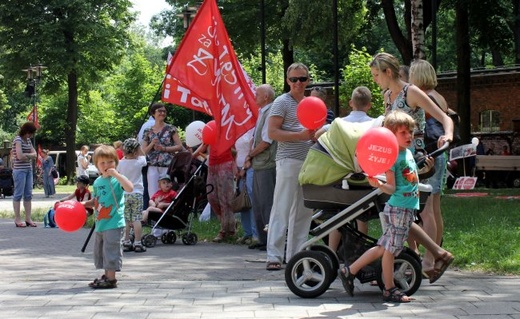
[
  {"left": 116, "top": 149, "right": 124, "bottom": 160},
  {"left": 209, "top": 147, "right": 234, "bottom": 165},
  {"left": 151, "top": 189, "right": 177, "bottom": 204},
  {"left": 75, "top": 188, "right": 93, "bottom": 214}
]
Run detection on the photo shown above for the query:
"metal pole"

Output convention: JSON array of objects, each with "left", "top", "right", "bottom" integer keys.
[
  {"left": 260, "top": 0, "right": 266, "bottom": 84},
  {"left": 332, "top": 0, "right": 340, "bottom": 116}
]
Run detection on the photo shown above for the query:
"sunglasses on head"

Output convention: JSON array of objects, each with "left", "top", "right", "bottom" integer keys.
[{"left": 288, "top": 76, "right": 309, "bottom": 83}]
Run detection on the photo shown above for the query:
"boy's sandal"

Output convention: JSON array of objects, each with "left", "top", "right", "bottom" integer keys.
[
  {"left": 383, "top": 287, "right": 414, "bottom": 303},
  {"left": 123, "top": 242, "right": 134, "bottom": 252},
  {"left": 88, "top": 275, "right": 107, "bottom": 287},
  {"left": 338, "top": 266, "right": 355, "bottom": 297},
  {"left": 89, "top": 277, "right": 117, "bottom": 289},
  {"left": 134, "top": 243, "right": 146, "bottom": 253}
]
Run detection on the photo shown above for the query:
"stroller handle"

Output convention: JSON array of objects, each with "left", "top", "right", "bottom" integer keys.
[{"left": 416, "top": 142, "right": 450, "bottom": 168}]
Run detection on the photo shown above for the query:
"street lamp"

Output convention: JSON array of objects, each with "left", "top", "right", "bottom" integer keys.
[{"left": 22, "top": 63, "right": 46, "bottom": 182}]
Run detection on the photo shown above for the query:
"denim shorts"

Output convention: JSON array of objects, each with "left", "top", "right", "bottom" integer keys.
[
  {"left": 427, "top": 153, "right": 446, "bottom": 194},
  {"left": 13, "top": 169, "right": 33, "bottom": 201}
]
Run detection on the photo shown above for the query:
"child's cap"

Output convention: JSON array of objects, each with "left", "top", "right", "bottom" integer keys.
[
  {"left": 158, "top": 174, "right": 172, "bottom": 182},
  {"left": 123, "top": 138, "right": 140, "bottom": 154},
  {"left": 76, "top": 175, "right": 90, "bottom": 185}
]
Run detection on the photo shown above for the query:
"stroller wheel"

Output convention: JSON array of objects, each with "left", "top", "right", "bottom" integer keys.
[
  {"left": 310, "top": 245, "right": 340, "bottom": 284},
  {"left": 142, "top": 234, "right": 157, "bottom": 248},
  {"left": 182, "top": 233, "right": 198, "bottom": 245},
  {"left": 376, "top": 249, "right": 422, "bottom": 296},
  {"left": 166, "top": 231, "right": 177, "bottom": 244},
  {"left": 285, "top": 250, "right": 333, "bottom": 298}
]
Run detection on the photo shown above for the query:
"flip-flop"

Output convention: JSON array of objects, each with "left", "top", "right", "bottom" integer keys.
[{"left": 266, "top": 262, "right": 281, "bottom": 271}]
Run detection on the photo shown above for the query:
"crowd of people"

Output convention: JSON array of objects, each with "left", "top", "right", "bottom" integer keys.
[{"left": 6, "top": 53, "right": 456, "bottom": 298}]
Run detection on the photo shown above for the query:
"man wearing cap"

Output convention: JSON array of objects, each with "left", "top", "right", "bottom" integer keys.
[{"left": 141, "top": 173, "right": 177, "bottom": 223}]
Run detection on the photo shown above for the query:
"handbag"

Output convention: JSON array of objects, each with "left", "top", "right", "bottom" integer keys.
[
  {"left": 424, "top": 95, "right": 461, "bottom": 153},
  {"left": 51, "top": 167, "right": 58, "bottom": 179},
  {"left": 231, "top": 182, "right": 251, "bottom": 212}
]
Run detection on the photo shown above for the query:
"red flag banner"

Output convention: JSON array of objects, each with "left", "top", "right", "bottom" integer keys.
[
  {"left": 26, "top": 105, "right": 40, "bottom": 129},
  {"left": 37, "top": 144, "right": 43, "bottom": 168},
  {"left": 162, "top": 0, "right": 257, "bottom": 155}
]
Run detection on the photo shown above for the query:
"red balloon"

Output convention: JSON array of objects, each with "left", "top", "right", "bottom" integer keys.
[
  {"left": 297, "top": 96, "right": 327, "bottom": 129},
  {"left": 356, "top": 127, "right": 399, "bottom": 177},
  {"left": 55, "top": 201, "right": 87, "bottom": 232},
  {"left": 202, "top": 120, "right": 217, "bottom": 145}
]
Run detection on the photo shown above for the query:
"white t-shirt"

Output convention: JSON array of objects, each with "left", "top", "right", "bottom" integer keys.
[
  {"left": 76, "top": 154, "right": 88, "bottom": 177},
  {"left": 234, "top": 129, "right": 254, "bottom": 167},
  {"left": 117, "top": 156, "right": 147, "bottom": 195},
  {"left": 138, "top": 116, "right": 155, "bottom": 145}
]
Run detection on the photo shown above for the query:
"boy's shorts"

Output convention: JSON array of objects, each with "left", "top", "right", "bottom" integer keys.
[
  {"left": 94, "top": 227, "right": 123, "bottom": 271},
  {"left": 377, "top": 204, "right": 415, "bottom": 256},
  {"left": 124, "top": 193, "right": 143, "bottom": 222}
]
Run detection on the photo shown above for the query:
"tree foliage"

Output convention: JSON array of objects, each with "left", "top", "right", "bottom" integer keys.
[
  {"left": 0, "top": 0, "right": 135, "bottom": 181},
  {"left": 340, "top": 47, "right": 385, "bottom": 117}
]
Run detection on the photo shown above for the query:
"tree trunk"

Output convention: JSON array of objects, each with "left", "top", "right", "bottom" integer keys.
[
  {"left": 65, "top": 70, "right": 78, "bottom": 184},
  {"left": 282, "top": 38, "right": 294, "bottom": 93},
  {"left": 411, "top": 0, "right": 426, "bottom": 60},
  {"left": 456, "top": 1, "right": 471, "bottom": 144},
  {"left": 381, "top": 0, "right": 413, "bottom": 64}
]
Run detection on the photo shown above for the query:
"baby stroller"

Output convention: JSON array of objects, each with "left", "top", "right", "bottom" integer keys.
[
  {"left": 141, "top": 152, "right": 212, "bottom": 247},
  {"left": 284, "top": 119, "right": 447, "bottom": 298},
  {"left": 0, "top": 167, "right": 14, "bottom": 198}
]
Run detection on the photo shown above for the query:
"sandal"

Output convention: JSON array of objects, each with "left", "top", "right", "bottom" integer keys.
[
  {"left": 123, "top": 241, "right": 134, "bottom": 252},
  {"left": 266, "top": 261, "right": 282, "bottom": 271},
  {"left": 430, "top": 252, "right": 454, "bottom": 284},
  {"left": 25, "top": 221, "right": 37, "bottom": 227},
  {"left": 383, "top": 287, "right": 414, "bottom": 303},
  {"left": 88, "top": 275, "right": 107, "bottom": 287},
  {"left": 338, "top": 266, "right": 355, "bottom": 297},
  {"left": 134, "top": 243, "right": 146, "bottom": 253},
  {"left": 89, "top": 277, "right": 117, "bottom": 289},
  {"left": 15, "top": 221, "right": 26, "bottom": 228}
]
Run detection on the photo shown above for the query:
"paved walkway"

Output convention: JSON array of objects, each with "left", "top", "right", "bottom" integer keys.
[{"left": 1, "top": 195, "right": 520, "bottom": 318}]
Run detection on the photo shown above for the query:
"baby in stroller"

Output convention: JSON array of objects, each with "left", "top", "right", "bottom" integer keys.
[{"left": 141, "top": 174, "right": 177, "bottom": 224}]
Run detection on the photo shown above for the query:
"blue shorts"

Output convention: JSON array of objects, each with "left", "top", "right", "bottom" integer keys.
[
  {"left": 427, "top": 153, "right": 446, "bottom": 194},
  {"left": 13, "top": 169, "right": 33, "bottom": 201},
  {"left": 378, "top": 204, "right": 415, "bottom": 256}
]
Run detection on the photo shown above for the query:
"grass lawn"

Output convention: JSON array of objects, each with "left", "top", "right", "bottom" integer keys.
[{"left": 2, "top": 185, "right": 519, "bottom": 275}]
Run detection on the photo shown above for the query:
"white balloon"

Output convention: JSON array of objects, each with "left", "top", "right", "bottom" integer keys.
[
  {"left": 185, "top": 121, "right": 206, "bottom": 147},
  {"left": 471, "top": 137, "right": 479, "bottom": 146}
]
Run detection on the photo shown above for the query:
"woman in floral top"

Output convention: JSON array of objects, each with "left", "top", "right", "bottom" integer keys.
[{"left": 142, "top": 103, "right": 184, "bottom": 197}]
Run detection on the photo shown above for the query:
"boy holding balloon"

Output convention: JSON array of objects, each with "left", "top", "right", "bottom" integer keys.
[
  {"left": 83, "top": 145, "right": 133, "bottom": 289},
  {"left": 339, "top": 110, "right": 419, "bottom": 303}
]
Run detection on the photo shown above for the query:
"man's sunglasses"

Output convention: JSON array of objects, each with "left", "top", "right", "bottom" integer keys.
[{"left": 288, "top": 76, "right": 309, "bottom": 83}]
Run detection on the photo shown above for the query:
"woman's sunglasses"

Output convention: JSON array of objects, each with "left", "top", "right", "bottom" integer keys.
[{"left": 288, "top": 76, "right": 309, "bottom": 83}]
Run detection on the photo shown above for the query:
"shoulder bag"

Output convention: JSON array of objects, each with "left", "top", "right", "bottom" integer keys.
[
  {"left": 231, "top": 181, "right": 251, "bottom": 213},
  {"left": 424, "top": 95, "right": 461, "bottom": 153}
]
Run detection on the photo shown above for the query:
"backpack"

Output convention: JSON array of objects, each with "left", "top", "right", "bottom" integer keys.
[{"left": 43, "top": 208, "right": 57, "bottom": 228}]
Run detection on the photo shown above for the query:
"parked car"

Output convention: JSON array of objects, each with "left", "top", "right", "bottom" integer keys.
[{"left": 85, "top": 151, "right": 99, "bottom": 184}]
